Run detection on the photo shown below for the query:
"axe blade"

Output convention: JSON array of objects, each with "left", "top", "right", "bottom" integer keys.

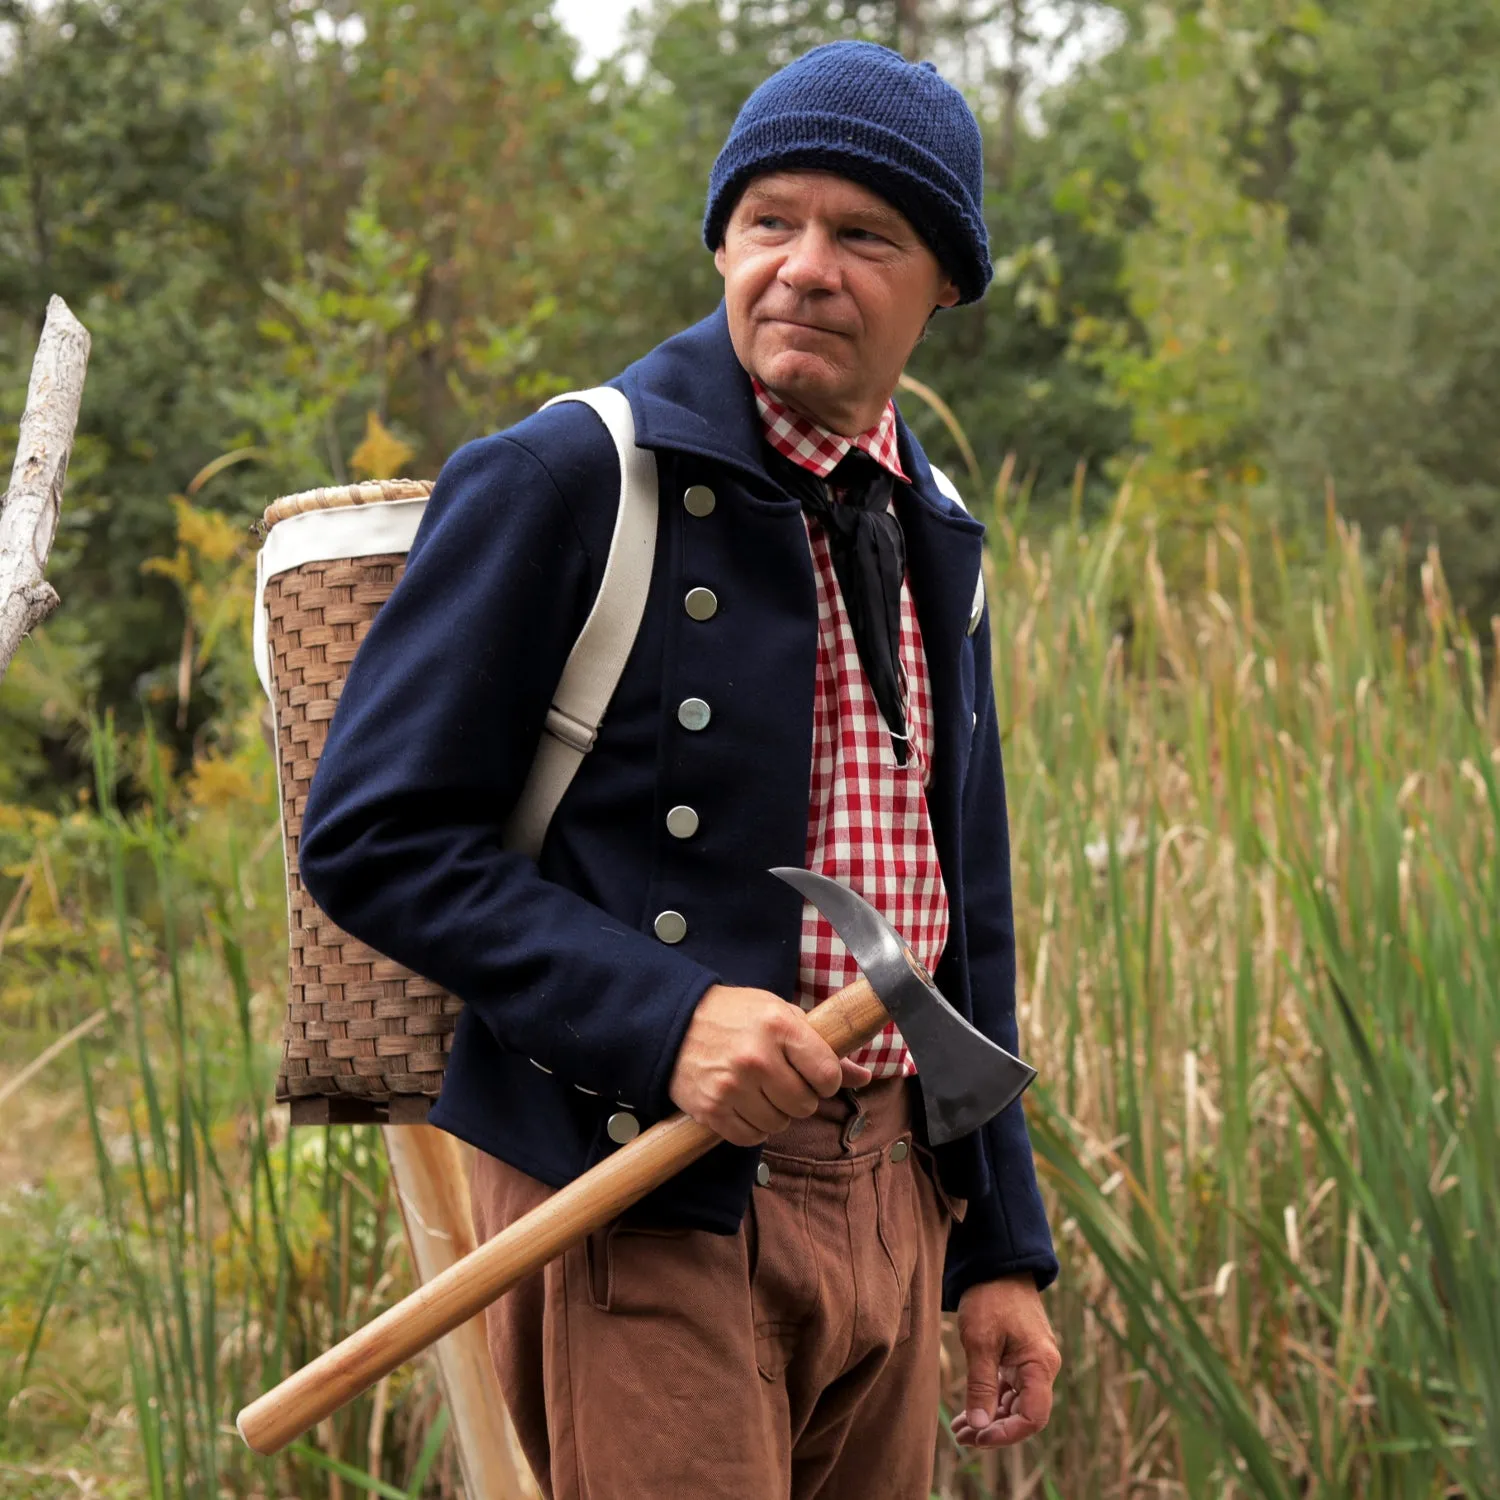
[{"left": 772, "top": 868, "right": 1037, "bottom": 1145}]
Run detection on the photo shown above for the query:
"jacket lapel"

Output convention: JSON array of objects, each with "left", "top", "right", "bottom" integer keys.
[{"left": 618, "top": 304, "right": 776, "bottom": 493}]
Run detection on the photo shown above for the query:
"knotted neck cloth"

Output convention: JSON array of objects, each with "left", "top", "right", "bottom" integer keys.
[{"left": 767, "top": 446, "right": 911, "bottom": 766}]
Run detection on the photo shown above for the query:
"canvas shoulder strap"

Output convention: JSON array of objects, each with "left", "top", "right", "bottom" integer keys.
[
  {"left": 929, "top": 463, "right": 987, "bottom": 637},
  {"left": 502, "top": 386, "right": 659, "bottom": 858}
]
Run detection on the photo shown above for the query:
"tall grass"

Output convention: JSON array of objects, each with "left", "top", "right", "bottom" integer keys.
[
  {"left": 2, "top": 480, "right": 1495, "bottom": 1497},
  {"left": 1, "top": 723, "right": 454, "bottom": 1496},
  {"left": 945, "top": 497, "right": 1498, "bottom": 1498}
]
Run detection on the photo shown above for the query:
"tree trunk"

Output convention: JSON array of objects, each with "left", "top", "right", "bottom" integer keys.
[
  {"left": 0, "top": 296, "right": 91, "bottom": 684},
  {"left": 994, "top": 0, "right": 1029, "bottom": 188},
  {"left": 895, "top": 0, "right": 925, "bottom": 57}
]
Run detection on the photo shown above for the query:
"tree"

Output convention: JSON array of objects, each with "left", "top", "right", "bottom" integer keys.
[
  {"left": 1266, "top": 104, "right": 1500, "bottom": 619},
  {"left": 0, "top": 0, "right": 265, "bottom": 796}
]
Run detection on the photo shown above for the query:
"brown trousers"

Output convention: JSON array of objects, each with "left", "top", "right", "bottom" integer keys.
[{"left": 470, "top": 1078, "right": 961, "bottom": 1499}]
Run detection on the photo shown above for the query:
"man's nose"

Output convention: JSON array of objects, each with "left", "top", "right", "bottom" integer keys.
[{"left": 777, "top": 225, "right": 842, "bottom": 296}]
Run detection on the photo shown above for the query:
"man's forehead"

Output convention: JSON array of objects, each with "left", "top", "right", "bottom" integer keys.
[{"left": 737, "top": 170, "right": 912, "bottom": 227}]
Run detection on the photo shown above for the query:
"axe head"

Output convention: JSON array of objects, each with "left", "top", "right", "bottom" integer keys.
[{"left": 772, "top": 868, "right": 1037, "bottom": 1145}]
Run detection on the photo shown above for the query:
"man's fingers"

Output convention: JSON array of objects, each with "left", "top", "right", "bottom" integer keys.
[
  {"left": 735, "top": 1092, "right": 793, "bottom": 1137},
  {"left": 951, "top": 1410, "right": 1043, "bottom": 1448},
  {"left": 779, "top": 1013, "right": 844, "bottom": 1097},
  {"left": 951, "top": 1361, "right": 1055, "bottom": 1449},
  {"left": 762, "top": 1056, "right": 822, "bottom": 1120},
  {"left": 716, "top": 1105, "right": 780, "bottom": 1148}
]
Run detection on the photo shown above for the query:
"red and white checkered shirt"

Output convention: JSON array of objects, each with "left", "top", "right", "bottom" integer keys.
[{"left": 753, "top": 380, "right": 950, "bottom": 1078}]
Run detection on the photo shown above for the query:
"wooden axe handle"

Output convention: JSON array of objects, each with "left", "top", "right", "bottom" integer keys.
[{"left": 237, "top": 975, "right": 891, "bottom": 1455}]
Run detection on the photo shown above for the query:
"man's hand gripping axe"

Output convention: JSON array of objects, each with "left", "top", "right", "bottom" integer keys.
[{"left": 236, "top": 869, "right": 1036, "bottom": 1455}]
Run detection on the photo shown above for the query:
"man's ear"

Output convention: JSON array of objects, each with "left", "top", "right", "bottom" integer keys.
[
  {"left": 935, "top": 275, "right": 961, "bottom": 310},
  {"left": 713, "top": 243, "right": 729, "bottom": 278}
]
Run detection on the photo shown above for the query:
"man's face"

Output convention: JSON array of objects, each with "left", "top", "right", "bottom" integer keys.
[{"left": 714, "top": 170, "right": 960, "bottom": 436}]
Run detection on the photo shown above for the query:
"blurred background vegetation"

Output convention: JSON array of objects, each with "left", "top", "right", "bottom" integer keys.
[{"left": 0, "top": 0, "right": 1496, "bottom": 1496}]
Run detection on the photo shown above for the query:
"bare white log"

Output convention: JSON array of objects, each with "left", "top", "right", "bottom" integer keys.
[{"left": 0, "top": 295, "right": 91, "bottom": 682}]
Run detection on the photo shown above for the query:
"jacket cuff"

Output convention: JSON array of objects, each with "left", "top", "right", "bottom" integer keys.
[
  {"left": 942, "top": 1140, "right": 1059, "bottom": 1310},
  {"left": 943, "top": 1248, "right": 1060, "bottom": 1311},
  {"left": 641, "top": 966, "right": 721, "bottom": 1118}
]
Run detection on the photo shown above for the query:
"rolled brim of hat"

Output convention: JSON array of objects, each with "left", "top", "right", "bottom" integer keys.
[{"left": 703, "top": 111, "right": 992, "bottom": 305}]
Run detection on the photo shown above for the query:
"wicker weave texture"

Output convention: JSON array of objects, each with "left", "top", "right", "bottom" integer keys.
[{"left": 263, "top": 495, "right": 460, "bottom": 1109}]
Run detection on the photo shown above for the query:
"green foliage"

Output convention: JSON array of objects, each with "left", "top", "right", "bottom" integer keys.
[
  {"left": 908, "top": 88, "right": 1137, "bottom": 515},
  {"left": 231, "top": 189, "right": 432, "bottom": 494},
  {"left": 0, "top": 0, "right": 270, "bottom": 788},
  {"left": 1265, "top": 103, "right": 1500, "bottom": 612}
]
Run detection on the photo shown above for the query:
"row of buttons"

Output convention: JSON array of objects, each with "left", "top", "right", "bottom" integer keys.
[
  {"left": 535, "top": 487, "right": 723, "bottom": 1139},
  {"left": 557, "top": 486, "right": 725, "bottom": 1133},
  {"left": 653, "top": 484, "right": 721, "bottom": 949}
]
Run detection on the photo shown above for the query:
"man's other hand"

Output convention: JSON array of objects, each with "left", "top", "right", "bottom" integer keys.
[
  {"left": 668, "top": 984, "right": 873, "bottom": 1145},
  {"left": 950, "top": 1276, "right": 1061, "bottom": 1448}
]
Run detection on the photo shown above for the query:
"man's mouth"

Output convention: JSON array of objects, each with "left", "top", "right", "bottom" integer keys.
[{"left": 762, "top": 316, "right": 849, "bottom": 338}]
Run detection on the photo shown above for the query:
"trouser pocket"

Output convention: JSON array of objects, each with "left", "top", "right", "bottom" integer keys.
[{"left": 584, "top": 1222, "right": 694, "bottom": 1314}]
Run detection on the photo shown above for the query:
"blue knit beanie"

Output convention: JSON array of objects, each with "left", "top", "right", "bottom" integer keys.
[{"left": 703, "top": 41, "right": 991, "bottom": 304}]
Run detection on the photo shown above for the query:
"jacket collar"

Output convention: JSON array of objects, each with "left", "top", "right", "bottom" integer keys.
[{"left": 615, "top": 303, "right": 983, "bottom": 537}]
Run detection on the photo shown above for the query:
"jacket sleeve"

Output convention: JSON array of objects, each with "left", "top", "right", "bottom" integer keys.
[
  {"left": 942, "top": 599, "right": 1060, "bottom": 1308},
  {"left": 297, "top": 414, "right": 718, "bottom": 1118}
]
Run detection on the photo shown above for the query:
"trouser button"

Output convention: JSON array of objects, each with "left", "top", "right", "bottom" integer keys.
[{"left": 889, "top": 1140, "right": 909, "bottom": 1163}]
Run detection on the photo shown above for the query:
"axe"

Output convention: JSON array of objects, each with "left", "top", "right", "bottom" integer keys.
[{"left": 236, "top": 868, "right": 1036, "bottom": 1455}]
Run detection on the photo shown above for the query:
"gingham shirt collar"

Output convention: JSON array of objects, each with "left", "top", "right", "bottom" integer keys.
[{"left": 752, "top": 379, "right": 910, "bottom": 484}]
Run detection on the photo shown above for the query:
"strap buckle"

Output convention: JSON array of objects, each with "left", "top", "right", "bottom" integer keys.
[{"left": 544, "top": 704, "right": 597, "bottom": 754}]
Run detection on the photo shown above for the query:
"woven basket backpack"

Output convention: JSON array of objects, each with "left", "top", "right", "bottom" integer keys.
[{"left": 253, "top": 389, "right": 657, "bottom": 1125}]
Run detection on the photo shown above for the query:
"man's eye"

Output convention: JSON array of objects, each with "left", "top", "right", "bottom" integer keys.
[
  {"left": 845, "top": 228, "right": 888, "bottom": 245},
  {"left": 756, "top": 215, "right": 788, "bottom": 230}
]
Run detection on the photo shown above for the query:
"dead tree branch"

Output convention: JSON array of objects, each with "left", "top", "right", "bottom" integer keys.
[{"left": 0, "top": 295, "right": 90, "bottom": 683}]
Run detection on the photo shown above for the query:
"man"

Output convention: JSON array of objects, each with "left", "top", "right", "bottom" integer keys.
[{"left": 301, "top": 39, "right": 1060, "bottom": 1499}]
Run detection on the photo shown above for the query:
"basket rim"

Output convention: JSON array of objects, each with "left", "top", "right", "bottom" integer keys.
[{"left": 262, "top": 477, "right": 433, "bottom": 530}]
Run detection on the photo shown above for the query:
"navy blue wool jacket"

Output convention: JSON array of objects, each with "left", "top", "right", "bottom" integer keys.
[{"left": 299, "top": 306, "right": 1059, "bottom": 1306}]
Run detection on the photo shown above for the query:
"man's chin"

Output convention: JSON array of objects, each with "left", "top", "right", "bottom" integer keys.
[{"left": 754, "top": 349, "right": 845, "bottom": 408}]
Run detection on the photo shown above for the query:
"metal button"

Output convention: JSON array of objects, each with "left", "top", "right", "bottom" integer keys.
[
  {"left": 890, "top": 1140, "right": 910, "bottom": 1163},
  {"left": 755, "top": 1161, "right": 771, "bottom": 1187},
  {"left": 607, "top": 1111, "right": 640, "bottom": 1145},
  {"left": 666, "top": 805, "right": 700, "bottom": 839},
  {"left": 684, "top": 587, "right": 718, "bottom": 621},
  {"left": 677, "top": 698, "right": 711, "bottom": 732},
  {"left": 653, "top": 910, "right": 687, "bottom": 944},
  {"left": 683, "top": 485, "right": 716, "bottom": 518}
]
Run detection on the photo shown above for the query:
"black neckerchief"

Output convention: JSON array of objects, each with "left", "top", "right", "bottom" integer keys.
[{"left": 767, "top": 445, "right": 910, "bottom": 766}]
